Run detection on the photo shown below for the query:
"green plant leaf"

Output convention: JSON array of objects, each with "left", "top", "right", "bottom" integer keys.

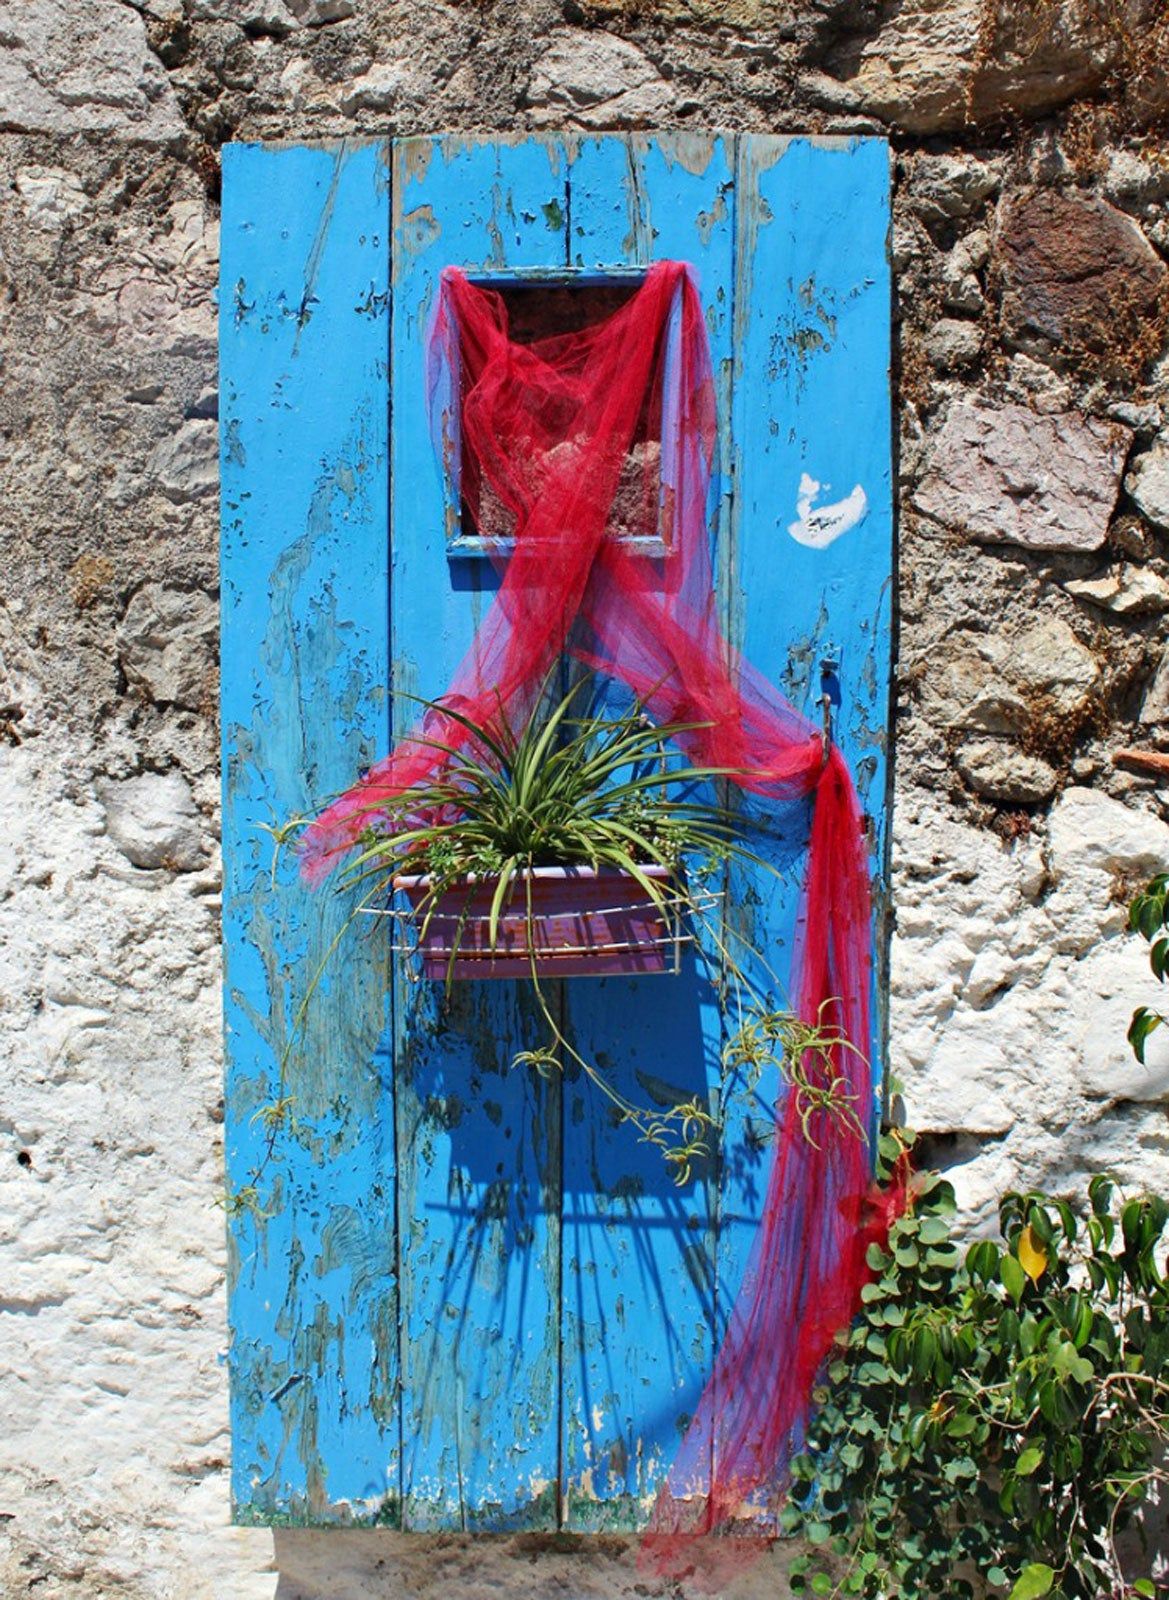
[
  {"left": 1000, "top": 1252, "right": 1026, "bottom": 1304},
  {"left": 1016, "top": 1445, "right": 1044, "bottom": 1477},
  {"left": 1007, "top": 1563, "right": 1054, "bottom": 1600},
  {"left": 968, "top": 1239, "right": 1000, "bottom": 1282},
  {"left": 486, "top": 855, "right": 519, "bottom": 949},
  {"left": 1128, "top": 1007, "right": 1164, "bottom": 1065}
]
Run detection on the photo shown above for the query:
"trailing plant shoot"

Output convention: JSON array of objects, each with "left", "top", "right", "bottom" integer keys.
[{"left": 1128, "top": 872, "right": 1169, "bottom": 1064}]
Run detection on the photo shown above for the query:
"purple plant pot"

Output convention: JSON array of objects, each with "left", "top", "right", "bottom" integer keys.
[{"left": 392, "top": 864, "right": 680, "bottom": 980}]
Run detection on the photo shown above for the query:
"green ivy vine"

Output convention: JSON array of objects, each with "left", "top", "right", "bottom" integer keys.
[
  {"left": 1128, "top": 872, "right": 1169, "bottom": 1064},
  {"left": 781, "top": 1133, "right": 1169, "bottom": 1600}
]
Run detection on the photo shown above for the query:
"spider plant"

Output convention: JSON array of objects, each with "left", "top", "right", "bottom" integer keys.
[
  {"left": 333, "top": 678, "right": 756, "bottom": 1176},
  {"left": 337, "top": 676, "right": 747, "bottom": 939},
  {"left": 226, "top": 679, "right": 872, "bottom": 1210}
]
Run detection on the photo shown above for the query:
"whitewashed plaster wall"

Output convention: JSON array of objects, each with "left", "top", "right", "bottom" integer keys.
[{"left": 2, "top": 1, "right": 1168, "bottom": 1595}]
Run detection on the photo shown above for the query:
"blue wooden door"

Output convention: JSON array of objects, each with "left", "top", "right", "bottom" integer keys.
[{"left": 220, "top": 133, "right": 891, "bottom": 1530}]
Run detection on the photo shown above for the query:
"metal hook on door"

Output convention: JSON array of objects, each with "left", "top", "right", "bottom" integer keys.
[{"left": 819, "top": 651, "right": 841, "bottom": 770}]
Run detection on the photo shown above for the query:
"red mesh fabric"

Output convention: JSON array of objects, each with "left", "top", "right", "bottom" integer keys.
[{"left": 300, "top": 261, "right": 901, "bottom": 1547}]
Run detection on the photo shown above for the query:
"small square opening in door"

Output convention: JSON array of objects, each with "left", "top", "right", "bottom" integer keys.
[{"left": 451, "top": 273, "right": 672, "bottom": 553}]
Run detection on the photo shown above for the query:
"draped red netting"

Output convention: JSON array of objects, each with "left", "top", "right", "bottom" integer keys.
[{"left": 300, "top": 260, "right": 905, "bottom": 1556}]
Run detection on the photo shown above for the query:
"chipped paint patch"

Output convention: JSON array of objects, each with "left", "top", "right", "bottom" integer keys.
[
  {"left": 402, "top": 137, "right": 432, "bottom": 188},
  {"left": 696, "top": 187, "right": 728, "bottom": 248},
  {"left": 788, "top": 472, "right": 868, "bottom": 549},
  {"left": 661, "top": 131, "right": 718, "bottom": 177},
  {"left": 400, "top": 203, "right": 441, "bottom": 257}
]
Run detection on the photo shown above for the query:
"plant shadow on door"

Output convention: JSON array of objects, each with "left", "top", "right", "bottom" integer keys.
[{"left": 391, "top": 784, "right": 810, "bottom": 1526}]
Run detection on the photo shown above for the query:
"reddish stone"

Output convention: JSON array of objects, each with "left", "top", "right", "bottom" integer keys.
[{"left": 996, "top": 186, "right": 1168, "bottom": 352}]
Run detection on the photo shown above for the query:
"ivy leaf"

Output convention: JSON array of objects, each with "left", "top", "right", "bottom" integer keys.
[
  {"left": 912, "top": 1326, "right": 939, "bottom": 1381},
  {"left": 1128, "top": 1007, "right": 1163, "bottom": 1065},
  {"left": 1016, "top": 1444, "right": 1044, "bottom": 1477},
  {"left": 1123, "top": 1200, "right": 1142, "bottom": 1251},
  {"left": 1137, "top": 891, "right": 1167, "bottom": 940},
  {"left": 1068, "top": 1353, "right": 1094, "bottom": 1385},
  {"left": 1007, "top": 1563, "right": 1055, "bottom": 1600}
]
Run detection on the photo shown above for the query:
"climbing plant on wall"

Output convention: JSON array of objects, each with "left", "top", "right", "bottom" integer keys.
[{"left": 784, "top": 1147, "right": 1169, "bottom": 1600}]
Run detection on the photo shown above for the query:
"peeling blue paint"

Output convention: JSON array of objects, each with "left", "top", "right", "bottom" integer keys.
[
  {"left": 221, "top": 139, "right": 395, "bottom": 1526},
  {"left": 221, "top": 133, "right": 893, "bottom": 1535}
]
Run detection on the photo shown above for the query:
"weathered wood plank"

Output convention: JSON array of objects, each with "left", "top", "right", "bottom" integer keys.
[
  {"left": 728, "top": 131, "right": 893, "bottom": 1081},
  {"left": 390, "top": 134, "right": 568, "bottom": 1531},
  {"left": 220, "top": 138, "right": 397, "bottom": 1524},
  {"left": 717, "top": 135, "right": 893, "bottom": 1523},
  {"left": 220, "top": 131, "right": 893, "bottom": 1535},
  {"left": 559, "top": 133, "right": 737, "bottom": 1530}
]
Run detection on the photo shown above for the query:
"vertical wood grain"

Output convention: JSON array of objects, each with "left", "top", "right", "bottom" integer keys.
[
  {"left": 559, "top": 133, "right": 736, "bottom": 1530},
  {"left": 220, "top": 138, "right": 397, "bottom": 1524},
  {"left": 716, "top": 135, "right": 893, "bottom": 1526},
  {"left": 221, "top": 131, "right": 893, "bottom": 1534},
  {"left": 390, "top": 134, "right": 568, "bottom": 1531}
]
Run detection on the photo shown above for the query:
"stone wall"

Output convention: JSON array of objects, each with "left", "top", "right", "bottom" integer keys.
[{"left": 2, "top": 1, "right": 1169, "bottom": 1595}]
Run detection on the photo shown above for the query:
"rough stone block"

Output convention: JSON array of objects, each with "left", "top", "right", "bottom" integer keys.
[
  {"left": 955, "top": 739, "right": 1058, "bottom": 803},
  {"left": 340, "top": 63, "right": 412, "bottom": 115},
  {"left": 816, "top": 0, "right": 1120, "bottom": 133},
  {"left": 147, "top": 420, "right": 219, "bottom": 503},
  {"left": 1075, "top": 943, "right": 1169, "bottom": 1104},
  {"left": 1141, "top": 649, "right": 1169, "bottom": 725},
  {"left": 926, "top": 318, "right": 982, "bottom": 371},
  {"left": 1104, "top": 147, "right": 1169, "bottom": 209},
  {"left": 118, "top": 586, "right": 218, "bottom": 711},
  {"left": 0, "top": 0, "right": 184, "bottom": 142},
  {"left": 914, "top": 399, "right": 1130, "bottom": 550},
  {"left": 527, "top": 31, "right": 675, "bottom": 127},
  {"left": 1127, "top": 434, "right": 1169, "bottom": 533},
  {"left": 15, "top": 167, "right": 88, "bottom": 228},
  {"left": 996, "top": 186, "right": 1169, "bottom": 354},
  {"left": 906, "top": 155, "right": 1002, "bottom": 227},
  {"left": 1064, "top": 565, "right": 1169, "bottom": 616},
  {"left": 921, "top": 615, "right": 1099, "bottom": 737},
  {"left": 1048, "top": 785, "right": 1169, "bottom": 892},
  {"left": 940, "top": 229, "right": 989, "bottom": 314},
  {"left": 98, "top": 771, "right": 204, "bottom": 871}
]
